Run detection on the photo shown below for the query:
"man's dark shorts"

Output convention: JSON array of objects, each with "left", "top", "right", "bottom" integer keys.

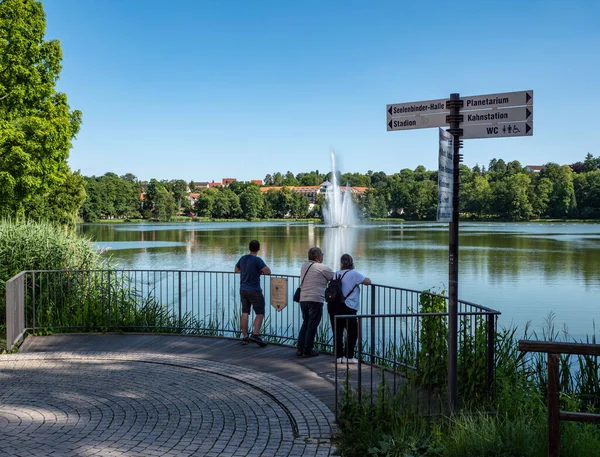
[{"left": 240, "top": 290, "right": 265, "bottom": 315}]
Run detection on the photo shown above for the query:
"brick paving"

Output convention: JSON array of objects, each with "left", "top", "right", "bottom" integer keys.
[{"left": 0, "top": 335, "right": 338, "bottom": 457}]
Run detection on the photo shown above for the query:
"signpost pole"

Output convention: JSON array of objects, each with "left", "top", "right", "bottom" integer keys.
[{"left": 446, "top": 93, "right": 463, "bottom": 413}]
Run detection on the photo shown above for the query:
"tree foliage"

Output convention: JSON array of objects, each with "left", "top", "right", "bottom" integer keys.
[{"left": 0, "top": 0, "right": 83, "bottom": 226}]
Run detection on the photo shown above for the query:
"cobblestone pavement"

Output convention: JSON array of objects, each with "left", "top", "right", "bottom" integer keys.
[{"left": 0, "top": 350, "right": 335, "bottom": 456}]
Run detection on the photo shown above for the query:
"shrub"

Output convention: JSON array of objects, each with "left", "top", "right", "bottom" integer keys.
[{"left": 0, "top": 219, "right": 103, "bottom": 325}]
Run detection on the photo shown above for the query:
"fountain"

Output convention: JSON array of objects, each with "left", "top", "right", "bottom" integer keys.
[
  {"left": 322, "top": 151, "right": 358, "bottom": 227},
  {"left": 322, "top": 151, "right": 359, "bottom": 271}
]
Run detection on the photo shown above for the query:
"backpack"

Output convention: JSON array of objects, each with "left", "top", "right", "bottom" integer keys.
[{"left": 325, "top": 270, "right": 352, "bottom": 305}]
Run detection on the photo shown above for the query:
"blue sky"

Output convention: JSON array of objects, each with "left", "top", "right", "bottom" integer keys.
[{"left": 43, "top": 0, "right": 599, "bottom": 182}]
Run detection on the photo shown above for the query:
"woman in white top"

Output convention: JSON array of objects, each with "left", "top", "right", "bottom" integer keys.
[{"left": 328, "top": 254, "right": 371, "bottom": 363}]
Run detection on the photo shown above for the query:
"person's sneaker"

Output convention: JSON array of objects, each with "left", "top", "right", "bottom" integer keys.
[
  {"left": 303, "top": 349, "right": 320, "bottom": 358},
  {"left": 249, "top": 334, "right": 267, "bottom": 347},
  {"left": 335, "top": 357, "right": 346, "bottom": 363},
  {"left": 241, "top": 336, "right": 250, "bottom": 345},
  {"left": 347, "top": 358, "right": 359, "bottom": 364},
  {"left": 296, "top": 349, "right": 304, "bottom": 357}
]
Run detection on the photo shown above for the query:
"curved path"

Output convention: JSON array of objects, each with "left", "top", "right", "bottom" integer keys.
[{"left": 0, "top": 334, "right": 339, "bottom": 457}]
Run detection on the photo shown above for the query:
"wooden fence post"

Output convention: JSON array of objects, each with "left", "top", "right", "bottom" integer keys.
[{"left": 547, "top": 353, "right": 560, "bottom": 457}]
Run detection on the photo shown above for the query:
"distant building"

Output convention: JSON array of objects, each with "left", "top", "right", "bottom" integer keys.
[
  {"left": 222, "top": 178, "right": 236, "bottom": 186},
  {"left": 192, "top": 182, "right": 210, "bottom": 190},
  {"left": 207, "top": 181, "right": 221, "bottom": 188},
  {"left": 251, "top": 179, "right": 263, "bottom": 185},
  {"left": 525, "top": 165, "right": 545, "bottom": 173},
  {"left": 260, "top": 182, "right": 367, "bottom": 203}
]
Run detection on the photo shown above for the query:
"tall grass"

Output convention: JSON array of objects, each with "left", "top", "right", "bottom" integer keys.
[
  {"left": 1, "top": 219, "right": 104, "bottom": 327},
  {"left": 336, "top": 316, "right": 600, "bottom": 457}
]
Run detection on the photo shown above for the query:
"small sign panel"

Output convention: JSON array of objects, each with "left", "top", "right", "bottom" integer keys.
[
  {"left": 437, "top": 128, "right": 454, "bottom": 222},
  {"left": 387, "top": 112, "right": 448, "bottom": 131},
  {"left": 462, "top": 122, "right": 533, "bottom": 139},
  {"left": 270, "top": 278, "right": 288, "bottom": 311}
]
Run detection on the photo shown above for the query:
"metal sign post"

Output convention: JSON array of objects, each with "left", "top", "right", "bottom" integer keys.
[
  {"left": 446, "top": 93, "right": 463, "bottom": 413},
  {"left": 386, "top": 89, "right": 534, "bottom": 413}
]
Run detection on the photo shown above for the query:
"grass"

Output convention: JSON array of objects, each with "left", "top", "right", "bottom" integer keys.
[{"left": 335, "top": 315, "right": 600, "bottom": 457}]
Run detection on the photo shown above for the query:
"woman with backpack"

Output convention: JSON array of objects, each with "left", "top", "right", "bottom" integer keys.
[{"left": 327, "top": 253, "right": 372, "bottom": 364}]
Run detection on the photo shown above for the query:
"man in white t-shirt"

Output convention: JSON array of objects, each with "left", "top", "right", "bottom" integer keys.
[{"left": 327, "top": 253, "right": 371, "bottom": 363}]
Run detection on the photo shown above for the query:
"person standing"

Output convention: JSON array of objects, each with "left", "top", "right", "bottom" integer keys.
[
  {"left": 297, "top": 247, "right": 334, "bottom": 357},
  {"left": 235, "top": 240, "right": 271, "bottom": 347},
  {"left": 328, "top": 254, "right": 371, "bottom": 363}
]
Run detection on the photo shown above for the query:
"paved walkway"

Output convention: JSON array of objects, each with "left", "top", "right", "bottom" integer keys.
[{"left": 0, "top": 334, "right": 342, "bottom": 457}]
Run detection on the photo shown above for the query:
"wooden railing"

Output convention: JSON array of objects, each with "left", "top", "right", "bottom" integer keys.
[{"left": 518, "top": 340, "right": 600, "bottom": 457}]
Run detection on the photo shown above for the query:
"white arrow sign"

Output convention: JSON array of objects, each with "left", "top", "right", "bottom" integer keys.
[
  {"left": 462, "top": 122, "right": 533, "bottom": 139},
  {"left": 387, "top": 112, "right": 448, "bottom": 131},
  {"left": 462, "top": 90, "right": 533, "bottom": 110},
  {"left": 462, "top": 106, "right": 533, "bottom": 125}
]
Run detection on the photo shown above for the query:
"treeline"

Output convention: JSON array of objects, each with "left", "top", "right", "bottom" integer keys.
[
  {"left": 79, "top": 176, "right": 315, "bottom": 222},
  {"left": 79, "top": 153, "right": 600, "bottom": 222}
]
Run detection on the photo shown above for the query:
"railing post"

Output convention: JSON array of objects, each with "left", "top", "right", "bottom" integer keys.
[
  {"left": 548, "top": 353, "right": 560, "bottom": 457},
  {"left": 178, "top": 271, "right": 182, "bottom": 332},
  {"left": 486, "top": 313, "right": 496, "bottom": 395},
  {"left": 107, "top": 270, "right": 112, "bottom": 330},
  {"left": 370, "top": 285, "right": 376, "bottom": 364},
  {"left": 32, "top": 271, "right": 36, "bottom": 332}
]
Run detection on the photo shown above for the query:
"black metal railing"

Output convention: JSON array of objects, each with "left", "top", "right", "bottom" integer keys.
[{"left": 5, "top": 269, "right": 500, "bottom": 415}]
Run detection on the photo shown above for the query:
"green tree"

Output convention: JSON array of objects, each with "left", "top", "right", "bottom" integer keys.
[
  {"left": 272, "top": 172, "right": 284, "bottom": 186},
  {"left": 583, "top": 153, "right": 599, "bottom": 173},
  {"left": 0, "top": 0, "right": 84, "bottom": 225},
  {"left": 529, "top": 177, "right": 552, "bottom": 219},
  {"left": 573, "top": 170, "right": 600, "bottom": 218},
  {"left": 290, "top": 192, "right": 310, "bottom": 218},
  {"left": 283, "top": 171, "right": 299, "bottom": 186},
  {"left": 194, "top": 188, "right": 218, "bottom": 218},
  {"left": 360, "top": 189, "right": 387, "bottom": 218},
  {"left": 239, "top": 184, "right": 263, "bottom": 219},
  {"left": 404, "top": 180, "right": 437, "bottom": 220},
  {"left": 165, "top": 179, "right": 188, "bottom": 213},
  {"left": 154, "top": 186, "right": 176, "bottom": 221},
  {"left": 540, "top": 163, "right": 577, "bottom": 217},
  {"left": 462, "top": 175, "right": 491, "bottom": 217}
]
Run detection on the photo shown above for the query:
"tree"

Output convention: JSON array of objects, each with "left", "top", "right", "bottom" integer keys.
[
  {"left": 283, "top": 171, "right": 299, "bottom": 186},
  {"left": 263, "top": 174, "right": 273, "bottom": 186},
  {"left": 194, "top": 188, "right": 218, "bottom": 217},
  {"left": 540, "top": 163, "right": 577, "bottom": 218},
  {"left": 290, "top": 192, "right": 310, "bottom": 218},
  {"left": 239, "top": 184, "right": 263, "bottom": 220},
  {"left": 583, "top": 153, "right": 599, "bottom": 173},
  {"left": 154, "top": 186, "right": 176, "bottom": 221},
  {"left": 360, "top": 189, "right": 387, "bottom": 218},
  {"left": 272, "top": 172, "right": 284, "bottom": 186},
  {"left": 165, "top": 179, "right": 189, "bottom": 213},
  {"left": 0, "top": 0, "right": 83, "bottom": 225},
  {"left": 529, "top": 177, "right": 552, "bottom": 219},
  {"left": 462, "top": 175, "right": 491, "bottom": 217}
]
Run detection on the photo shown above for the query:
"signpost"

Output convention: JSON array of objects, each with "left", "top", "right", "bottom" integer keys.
[{"left": 386, "top": 89, "right": 534, "bottom": 412}]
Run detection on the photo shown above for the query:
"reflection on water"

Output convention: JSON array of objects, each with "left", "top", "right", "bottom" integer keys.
[
  {"left": 323, "top": 227, "right": 358, "bottom": 271},
  {"left": 78, "top": 221, "right": 600, "bottom": 338}
]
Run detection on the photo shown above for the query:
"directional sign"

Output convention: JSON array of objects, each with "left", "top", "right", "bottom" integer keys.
[
  {"left": 387, "top": 112, "right": 448, "bottom": 131},
  {"left": 462, "top": 90, "right": 533, "bottom": 110},
  {"left": 462, "top": 122, "right": 533, "bottom": 139},
  {"left": 387, "top": 98, "right": 448, "bottom": 119},
  {"left": 462, "top": 106, "right": 533, "bottom": 125}
]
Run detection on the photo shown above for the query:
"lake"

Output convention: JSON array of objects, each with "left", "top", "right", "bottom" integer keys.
[{"left": 77, "top": 221, "right": 600, "bottom": 339}]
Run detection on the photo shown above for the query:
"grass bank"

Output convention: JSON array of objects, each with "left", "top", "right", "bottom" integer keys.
[{"left": 336, "top": 318, "right": 600, "bottom": 457}]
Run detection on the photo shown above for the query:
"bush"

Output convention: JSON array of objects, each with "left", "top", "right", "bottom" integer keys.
[{"left": 0, "top": 219, "right": 103, "bottom": 324}]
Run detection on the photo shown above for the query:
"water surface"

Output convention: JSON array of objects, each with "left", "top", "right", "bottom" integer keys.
[{"left": 78, "top": 221, "right": 600, "bottom": 339}]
